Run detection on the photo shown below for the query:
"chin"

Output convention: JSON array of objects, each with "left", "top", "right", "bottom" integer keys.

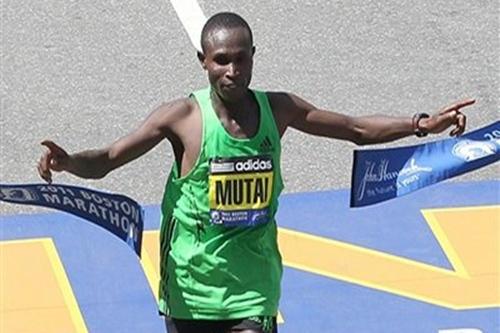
[{"left": 220, "top": 86, "right": 248, "bottom": 102}]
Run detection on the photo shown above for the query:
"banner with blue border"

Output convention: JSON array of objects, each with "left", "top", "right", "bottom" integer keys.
[
  {"left": 351, "top": 121, "right": 500, "bottom": 207},
  {"left": 0, "top": 183, "right": 144, "bottom": 256}
]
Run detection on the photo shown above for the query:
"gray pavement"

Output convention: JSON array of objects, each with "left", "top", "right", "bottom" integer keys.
[{"left": 1, "top": 0, "right": 498, "bottom": 214}]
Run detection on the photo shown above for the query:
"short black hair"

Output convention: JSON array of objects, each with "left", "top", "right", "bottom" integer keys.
[{"left": 200, "top": 12, "right": 253, "bottom": 52}]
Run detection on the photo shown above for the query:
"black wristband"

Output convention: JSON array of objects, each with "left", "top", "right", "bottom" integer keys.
[{"left": 412, "top": 113, "right": 430, "bottom": 137}]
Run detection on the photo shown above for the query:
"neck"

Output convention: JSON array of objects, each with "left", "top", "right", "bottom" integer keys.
[{"left": 210, "top": 87, "right": 252, "bottom": 118}]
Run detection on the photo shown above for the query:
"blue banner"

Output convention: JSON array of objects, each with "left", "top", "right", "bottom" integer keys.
[
  {"left": 351, "top": 121, "right": 500, "bottom": 207},
  {"left": 0, "top": 183, "right": 144, "bottom": 256}
]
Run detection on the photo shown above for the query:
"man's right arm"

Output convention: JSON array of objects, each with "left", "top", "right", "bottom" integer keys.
[{"left": 37, "top": 98, "right": 192, "bottom": 183}]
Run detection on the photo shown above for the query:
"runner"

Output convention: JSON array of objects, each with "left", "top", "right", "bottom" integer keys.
[{"left": 37, "top": 12, "right": 474, "bottom": 333}]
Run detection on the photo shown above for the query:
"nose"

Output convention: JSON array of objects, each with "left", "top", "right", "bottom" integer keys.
[{"left": 226, "top": 62, "right": 239, "bottom": 78}]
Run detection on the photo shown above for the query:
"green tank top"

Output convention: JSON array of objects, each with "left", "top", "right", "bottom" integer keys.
[{"left": 158, "top": 87, "right": 284, "bottom": 319}]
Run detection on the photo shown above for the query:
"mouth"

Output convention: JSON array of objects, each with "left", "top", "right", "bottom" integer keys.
[
  {"left": 222, "top": 81, "right": 245, "bottom": 90},
  {"left": 222, "top": 84, "right": 239, "bottom": 91}
]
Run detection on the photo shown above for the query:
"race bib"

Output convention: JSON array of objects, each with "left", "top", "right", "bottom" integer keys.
[{"left": 208, "top": 156, "right": 274, "bottom": 226}]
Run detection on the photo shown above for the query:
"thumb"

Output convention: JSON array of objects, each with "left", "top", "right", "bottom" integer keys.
[{"left": 41, "top": 140, "right": 68, "bottom": 157}]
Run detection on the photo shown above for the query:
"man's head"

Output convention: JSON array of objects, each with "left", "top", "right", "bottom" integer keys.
[{"left": 198, "top": 12, "right": 255, "bottom": 103}]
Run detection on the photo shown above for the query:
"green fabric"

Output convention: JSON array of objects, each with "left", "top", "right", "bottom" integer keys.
[{"left": 158, "top": 87, "right": 284, "bottom": 319}]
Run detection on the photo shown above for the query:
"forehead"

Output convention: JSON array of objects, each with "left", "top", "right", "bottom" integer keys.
[{"left": 203, "top": 27, "right": 252, "bottom": 54}]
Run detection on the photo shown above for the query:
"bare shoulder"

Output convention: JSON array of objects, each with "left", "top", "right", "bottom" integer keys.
[
  {"left": 139, "top": 96, "right": 200, "bottom": 143},
  {"left": 266, "top": 91, "right": 294, "bottom": 110},
  {"left": 154, "top": 97, "right": 197, "bottom": 123},
  {"left": 265, "top": 91, "right": 312, "bottom": 136},
  {"left": 157, "top": 96, "right": 202, "bottom": 169}
]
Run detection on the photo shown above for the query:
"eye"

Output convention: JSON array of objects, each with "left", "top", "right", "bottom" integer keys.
[
  {"left": 235, "top": 55, "right": 244, "bottom": 64},
  {"left": 214, "top": 55, "right": 230, "bottom": 65},
  {"left": 235, "top": 53, "right": 249, "bottom": 64}
]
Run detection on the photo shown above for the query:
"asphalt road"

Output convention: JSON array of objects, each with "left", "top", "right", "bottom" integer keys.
[{"left": 1, "top": 0, "right": 498, "bottom": 214}]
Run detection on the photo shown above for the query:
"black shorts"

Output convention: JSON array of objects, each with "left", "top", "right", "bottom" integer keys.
[{"left": 165, "top": 316, "right": 278, "bottom": 333}]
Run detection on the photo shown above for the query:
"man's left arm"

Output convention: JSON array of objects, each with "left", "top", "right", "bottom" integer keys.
[{"left": 272, "top": 92, "right": 474, "bottom": 145}]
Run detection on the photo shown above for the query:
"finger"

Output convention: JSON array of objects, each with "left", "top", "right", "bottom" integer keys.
[
  {"left": 37, "top": 160, "right": 50, "bottom": 180},
  {"left": 448, "top": 113, "right": 466, "bottom": 137},
  {"left": 41, "top": 140, "right": 68, "bottom": 157},
  {"left": 39, "top": 152, "right": 51, "bottom": 174},
  {"left": 456, "top": 113, "right": 466, "bottom": 136},
  {"left": 449, "top": 123, "right": 462, "bottom": 136},
  {"left": 454, "top": 98, "right": 476, "bottom": 110},
  {"left": 441, "top": 98, "right": 476, "bottom": 114},
  {"left": 37, "top": 162, "right": 52, "bottom": 183}
]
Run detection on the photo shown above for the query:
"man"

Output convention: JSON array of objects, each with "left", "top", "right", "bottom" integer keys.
[{"left": 37, "top": 12, "right": 474, "bottom": 333}]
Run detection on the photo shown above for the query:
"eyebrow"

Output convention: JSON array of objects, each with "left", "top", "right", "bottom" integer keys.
[{"left": 212, "top": 49, "right": 249, "bottom": 57}]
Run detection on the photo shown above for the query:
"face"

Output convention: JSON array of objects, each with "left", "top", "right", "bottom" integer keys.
[{"left": 198, "top": 27, "right": 255, "bottom": 103}]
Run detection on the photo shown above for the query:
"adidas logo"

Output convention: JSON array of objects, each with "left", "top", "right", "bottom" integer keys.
[{"left": 259, "top": 136, "right": 273, "bottom": 152}]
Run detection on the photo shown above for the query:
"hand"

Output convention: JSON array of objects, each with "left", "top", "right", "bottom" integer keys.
[
  {"left": 37, "top": 140, "right": 70, "bottom": 183},
  {"left": 421, "top": 99, "right": 475, "bottom": 136}
]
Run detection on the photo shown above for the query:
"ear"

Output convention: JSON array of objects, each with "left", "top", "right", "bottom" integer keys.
[{"left": 197, "top": 51, "right": 207, "bottom": 70}]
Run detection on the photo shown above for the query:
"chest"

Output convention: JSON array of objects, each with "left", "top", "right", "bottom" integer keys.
[{"left": 216, "top": 105, "right": 260, "bottom": 139}]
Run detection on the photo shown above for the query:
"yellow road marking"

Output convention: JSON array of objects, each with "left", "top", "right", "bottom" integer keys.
[
  {"left": 141, "top": 231, "right": 160, "bottom": 301},
  {"left": 0, "top": 238, "right": 87, "bottom": 332},
  {"left": 43, "top": 240, "right": 88, "bottom": 333},
  {"left": 278, "top": 205, "right": 499, "bottom": 309}
]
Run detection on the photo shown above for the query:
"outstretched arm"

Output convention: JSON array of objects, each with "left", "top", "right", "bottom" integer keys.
[
  {"left": 37, "top": 99, "right": 191, "bottom": 183},
  {"left": 270, "top": 93, "right": 474, "bottom": 145}
]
